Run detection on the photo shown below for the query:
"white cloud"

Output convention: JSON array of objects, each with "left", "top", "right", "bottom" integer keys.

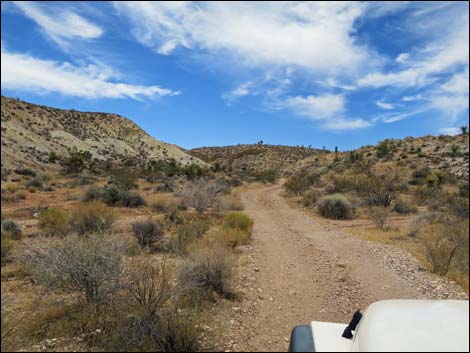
[
  {"left": 321, "top": 118, "right": 372, "bottom": 131},
  {"left": 114, "top": 2, "right": 374, "bottom": 76},
  {"left": 283, "top": 94, "right": 345, "bottom": 120},
  {"left": 13, "top": 1, "right": 103, "bottom": 45},
  {"left": 430, "top": 95, "right": 469, "bottom": 123},
  {"left": 402, "top": 94, "right": 424, "bottom": 101},
  {"left": 439, "top": 127, "right": 461, "bottom": 136},
  {"left": 358, "top": 9, "right": 469, "bottom": 89},
  {"left": 396, "top": 53, "right": 409, "bottom": 63},
  {"left": 376, "top": 100, "right": 394, "bottom": 110},
  {"left": 441, "top": 70, "right": 469, "bottom": 94},
  {"left": 1, "top": 48, "right": 180, "bottom": 100}
]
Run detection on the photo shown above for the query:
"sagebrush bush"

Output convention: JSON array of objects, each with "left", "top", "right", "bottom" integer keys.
[
  {"left": 285, "top": 172, "right": 319, "bottom": 195},
  {"left": 392, "top": 199, "right": 418, "bottom": 215},
  {"left": 181, "top": 180, "right": 218, "bottom": 212},
  {"left": 85, "top": 186, "right": 146, "bottom": 208},
  {"left": 1, "top": 219, "right": 22, "bottom": 240},
  {"left": 317, "top": 194, "right": 355, "bottom": 220},
  {"left": 131, "top": 219, "right": 165, "bottom": 249},
  {"left": 68, "top": 201, "right": 115, "bottom": 235},
  {"left": 151, "top": 196, "right": 178, "bottom": 215},
  {"left": 177, "top": 246, "right": 235, "bottom": 301},
  {"left": 301, "top": 189, "right": 321, "bottom": 208},
  {"left": 23, "top": 233, "right": 127, "bottom": 305},
  {"left": 38, "top": 208, "right": 68, "bottom": 236}
]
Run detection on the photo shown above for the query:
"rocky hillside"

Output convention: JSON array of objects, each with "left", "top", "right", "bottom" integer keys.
[
  {"left": 190, "top": 144, "right": 325, "bottom": 174},
  {"left": 1, "top": 96, "right": 205, "bottom": 176},
  {"left": 298, "top": 133, "right": 469, "bottom": 181}
]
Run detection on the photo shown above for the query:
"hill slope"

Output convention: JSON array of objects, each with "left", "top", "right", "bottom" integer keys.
[
  {"left": 190, "top": 144, "right": 325, "bottom": 174},
  {"left": 1, "top": 96, "right": 204, "bottom": 176}
]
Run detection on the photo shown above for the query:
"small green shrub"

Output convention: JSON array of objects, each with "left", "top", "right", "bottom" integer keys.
[
  {"left": 222, "top": 212, "right": 254, "bottom": 234},
  {"left": 317, "top": 194, "right": 355, "bottom": 220},
  {"left": 38, "top": 208, "right": 68, "bottom": 236},
  {"left": 167, "top": 219, "right": 211, "bottom": 254}
]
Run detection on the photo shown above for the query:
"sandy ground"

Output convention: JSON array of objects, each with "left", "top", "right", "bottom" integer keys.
[{"left": 222, "top": 183, "right": 466, "bottom": 352}]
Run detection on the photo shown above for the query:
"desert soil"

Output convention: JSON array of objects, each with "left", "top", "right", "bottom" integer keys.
[{"left": 220, "top": 183, "right": 467, "bottom": 352}]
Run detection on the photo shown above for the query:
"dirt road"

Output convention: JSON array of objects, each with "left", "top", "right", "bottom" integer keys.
[{"left": 224, "top": 183, "right": 466, "bottom": 352}]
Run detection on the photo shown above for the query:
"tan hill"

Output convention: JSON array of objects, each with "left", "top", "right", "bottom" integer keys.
[
  {"left": 1, "top": 96, "right": 205, "bottom": 176},
  {"left": 298, "top": 134, "right": 469, "bottom": 181},
  {"left": 190, "top": 143, "right": 325, "bottom": 174}
]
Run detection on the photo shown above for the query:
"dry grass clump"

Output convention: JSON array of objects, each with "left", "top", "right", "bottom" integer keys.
[
  {"left": 68, "top": 201, "right": 115, "bottom": 235},
  {"left": 167, "top": 217, "right": 211, "bottom": 254},
  {"left": 177, "top": 246, "right": 235, "bottom": 301}
]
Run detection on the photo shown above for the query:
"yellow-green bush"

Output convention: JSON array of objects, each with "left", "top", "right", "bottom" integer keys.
[{"left": 38, "top": 208, "right": 68, "bottom": 236}]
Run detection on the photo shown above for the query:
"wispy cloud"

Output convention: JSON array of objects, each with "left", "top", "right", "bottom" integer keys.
[
  {"left": 12, "top": 1, "right": 103, "bottom": 48},
  {"left": 1, "top": 47, "right": 180, "bottom": 100},
  {"left": 114, "top": 2, "right": 375, "bottom": 76},
  {"left": 438, "top": 127, "right": 461, "bottom": 136},
  {"left": 376, "top": 100, "right": 394, "bottom": 110}
]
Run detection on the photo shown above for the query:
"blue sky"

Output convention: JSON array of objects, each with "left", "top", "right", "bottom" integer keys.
[{"left": 1, "top": 1, "right": 469, "bottom": 150}]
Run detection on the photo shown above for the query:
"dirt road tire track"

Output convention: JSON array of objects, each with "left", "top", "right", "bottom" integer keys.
[{"left": 225, "top": 183, "right": 465, "bottom": 352}]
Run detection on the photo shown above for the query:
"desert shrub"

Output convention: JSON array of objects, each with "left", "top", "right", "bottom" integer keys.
[
  {"left": 167, "top": 218, "right": 211, "bottom": 254},
  {"left": 105, "top": 304, "right": 201, "bottom": 352},
  {"left": 131, "top": 219, "right": 165, "bottom": 249},
  {"left": 218, "top": 228, "right": 251, "bottom": 248},
  {"left": 183, "top": 163, "right": 206, "bottom": 180},
  {"left": 23, "top": 234, "right": 127, "bottom": 305},
  {"left": 363, "top": 172, "right": 400, "bottom": 207},
  {"left": 216, "top": 194, "right": 244, "bottom": 211},
  {"left": 392, "top": 199, "right": 418, "bottom": 215},
  {"left": 317, "top": 194, "right": 355, "bottom": 220},
  {"left": 61, "top": 150, "right": 91, "bottom": 174},
  {"left": 177, "top": 246, "right": 235, "bottom": 301},
  {"left": 48, "top": 151, "right": 59, "bottom": 163},
  {"left": 368, "top": 206, "right": 390, "bottom": 229},
  {"left": 301, "top": 189, "right": 321, "bottom": 208},
  {"left": 222, "top": 212, "right": 253, "bottom": 233},
  {"left": 68, "top": 202, "right": 115, "bottom": 235},
  {"left": 14, "top": 168, "right": 36, "bottom": 177},
  {"left": 108, "top": 169, "right": 138, "bottom": 190},
  {"left": 1, "top": 220, "right": 22, "bottom": 240},
  {"left": 119, "top": 190, "right": 146, "bottom": 208},
  {"left": 180, "top": 179, "right": 218, "bottom": 212},
  {"left": 99, "top": 186, "right": 146, "bottom": 208},
  {"left": 82, "top": 186, "right": 103, "bottom": 202},
  {"left": 38, "top": 208, "right": 68, "bottom": 236},
  {"left": 285, "top": 171, "right": 319, "bottom": 195},
  {"left": 254, "top": 169, "right": 279, "bottom": 183},
  {"left": 26, "top": 177, "right": 43, "bottom": 189},
  {"left": 151, "top": 196, "right": 178, "bottom": 215},
  {"left": 420, "top": 221, "right": 468, "bottom": 275},
  {"left": 127, "top": 257, "right": 172, "bottom": 316},
  {"left": 1, "top": 232, "right": 13, "bottom": 265},
  {"left": 450, "top": 144, "right": 460, "bottom": 157},
  {"left": 376, "top": 139, "right": 394, "bottom": 158},
  {"left": 446, "top": 194, "right": 469, "bottom": 219}
]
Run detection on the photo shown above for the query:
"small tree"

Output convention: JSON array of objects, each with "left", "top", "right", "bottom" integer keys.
[{"left": 460, "top": 126, "right": 468, "bottom": 135}]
